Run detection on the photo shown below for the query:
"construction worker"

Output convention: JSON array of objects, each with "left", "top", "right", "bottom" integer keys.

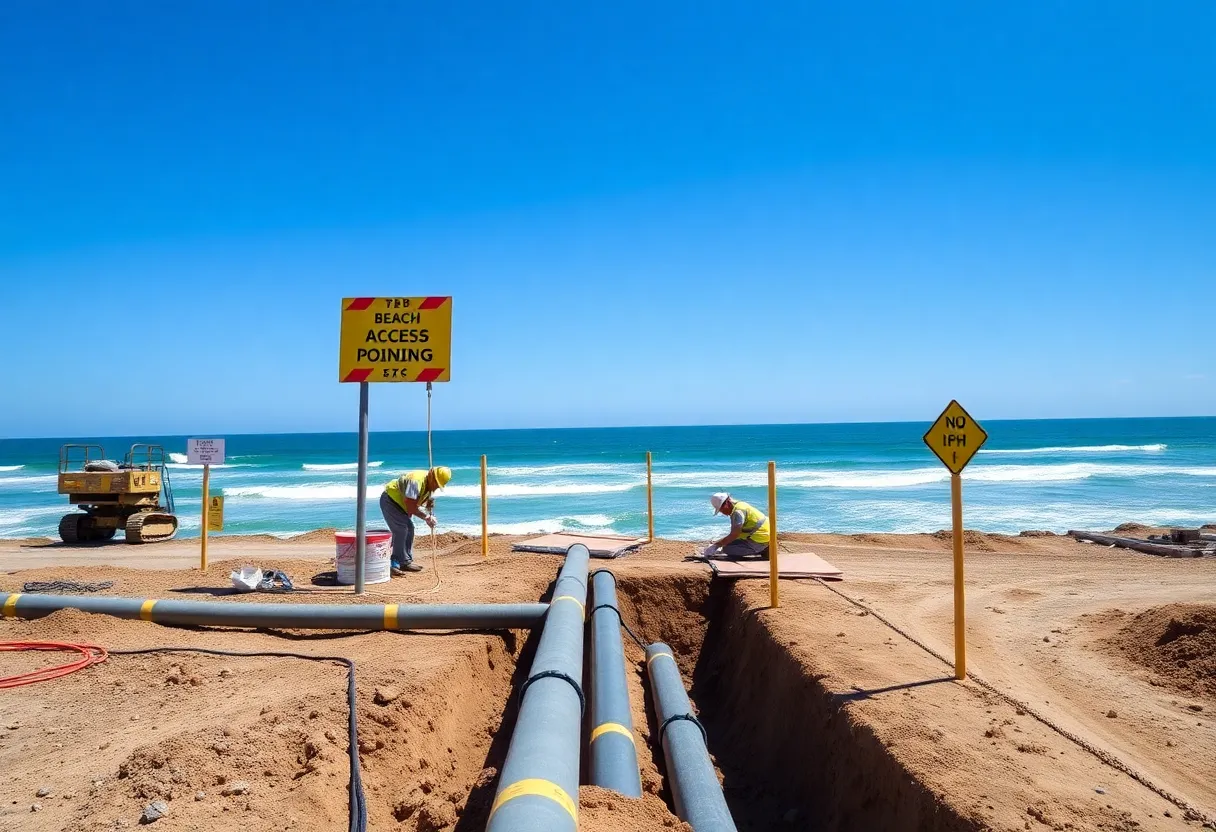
[
  {"left": 379, "top": 466, "right": 452, "bottom": 576},
  {"left": 702, "top": 491, "right": 770, "bottom": 558}
]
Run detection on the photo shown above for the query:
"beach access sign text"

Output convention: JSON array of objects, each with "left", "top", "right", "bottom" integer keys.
[
  {"left": 923, "top": 400, "right": 987, "bottom": 474},
  {"left": 339, "top": 297, "right": 452, "bottom": 383},
  {"left": 187, "top": 438, "right": 225, "bottom": 466}
]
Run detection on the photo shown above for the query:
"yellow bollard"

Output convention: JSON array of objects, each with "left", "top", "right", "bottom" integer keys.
[
  {"left": 200, "top": 463, "right": 210, "bottom": 572},
  {"left": 951, "top": 472, "right": 966, "bottom": 678},
  {"left": 768, "top": 461, "right": 778, "bottom": 609},
  {"left": 481, "top": 455, "right": 489, "bottom": 559},
  {"left": 646, "top": 451, "right": 654, "bottom": 543}
]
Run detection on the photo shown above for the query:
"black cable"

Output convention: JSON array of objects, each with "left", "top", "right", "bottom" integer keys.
[
  {"left": 22, "top": 580, "right": 115, "bottom": 594},
  {"left": 108, "top": 647, "right": 367, "bottom": 832}
]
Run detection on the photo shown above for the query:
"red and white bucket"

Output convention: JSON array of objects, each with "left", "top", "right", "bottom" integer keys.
[{"left": 335, "top": 530, "right": 392, "bottom": 585}]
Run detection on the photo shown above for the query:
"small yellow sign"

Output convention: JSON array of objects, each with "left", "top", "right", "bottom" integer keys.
[
  {"left": 207, "top": 496, "right": 224, "bottom": 532},
  {"left": 923, "top": 400, "right": 988, "bottom": 474},
  {"left": 339, "top": 297, "right": 452, "bottom": 383}
]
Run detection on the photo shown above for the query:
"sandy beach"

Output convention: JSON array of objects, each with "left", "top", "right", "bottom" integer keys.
[{"left": 1, "top": 527, "right": 1213, "bottom": 831}]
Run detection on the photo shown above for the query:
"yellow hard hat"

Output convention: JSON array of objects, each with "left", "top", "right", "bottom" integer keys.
[{"left": 433, "top": 466, "right": 452, "bottom": 488}]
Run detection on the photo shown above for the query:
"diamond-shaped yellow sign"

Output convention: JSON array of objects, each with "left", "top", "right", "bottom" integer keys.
[{"left": 923, "top": 400, "right": 988, "bottom": 474}]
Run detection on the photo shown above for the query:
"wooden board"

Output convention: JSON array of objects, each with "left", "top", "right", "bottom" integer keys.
[
  {"left": 512, "top": 532, "right": 648, "bottom": 559},
  {"left": 699, "top": 551, "right": 844, "bottom": 581}
]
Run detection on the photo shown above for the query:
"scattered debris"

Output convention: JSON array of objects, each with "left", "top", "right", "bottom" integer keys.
[{"left": 141, "top": 800, "right": 169, "bottom": 823}]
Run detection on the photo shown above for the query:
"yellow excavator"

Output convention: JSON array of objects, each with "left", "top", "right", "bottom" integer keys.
[{"left": 57, "top": 444, "right": 179, "bottom": 544}]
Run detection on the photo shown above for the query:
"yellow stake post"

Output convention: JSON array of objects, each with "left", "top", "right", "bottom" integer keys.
[
  {"left": 951, "top": 472, "right": 965, "bottom": 679},
  {"left": 200, "top": 463, "right": 210, "bottom": 571},
  {"left": 768, "top": 461, "right": 778, "bottom": 609},
  {"left": 646, "top": 451, "right": 654, "bottom": 542},
  {"left": 480, "top": 455, "right": 489, "bottom": 558}
]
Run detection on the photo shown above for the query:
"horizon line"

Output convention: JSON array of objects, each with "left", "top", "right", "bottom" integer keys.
[{"left": 2, "top": 413, "right": 1213, "bottom": 443}]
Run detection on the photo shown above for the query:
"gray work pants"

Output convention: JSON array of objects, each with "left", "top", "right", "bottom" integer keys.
[
  {"left": 379, "top": 492, "right": 415, "bottom": 567},
  {"left": 721, "top": 537, "right": 768, "bottom": 558}
]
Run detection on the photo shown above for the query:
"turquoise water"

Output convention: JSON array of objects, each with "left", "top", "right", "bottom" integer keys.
[{"left": 1, "top": 418, "right": 1213, "bottom": 540}]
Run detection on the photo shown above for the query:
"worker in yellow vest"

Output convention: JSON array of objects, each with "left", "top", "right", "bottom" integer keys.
[
  {"left": 702, "top": 492, "right": 770, "bottom": 558},
  {"left": 380, "top": 466, "right": 452, "bottom": 575}
]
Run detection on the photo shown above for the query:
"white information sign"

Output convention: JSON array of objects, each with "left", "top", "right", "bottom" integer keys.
[{"left": 187, "top": 438, "right": 226, "bottom": 466}]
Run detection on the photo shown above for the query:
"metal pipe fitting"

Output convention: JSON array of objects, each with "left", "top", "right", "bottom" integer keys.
[
  {"left": 588, "top": 569, "right": 642, "bottom": 797},
  {"left": 0, "top": 593, "right": 548, "bottom": 631},
  {"left": 646, "top": 642, "right": 737, "bottom": 832},
  {"left": 487, "top": 544, "right": 590, "bottom": 832}
]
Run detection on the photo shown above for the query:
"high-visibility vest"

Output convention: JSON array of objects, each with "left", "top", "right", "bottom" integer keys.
[
  {"left": 733, "top": 500, "right": 770, "bottom": 544},
  {"left": 384, "top": 470, "right": 432, "bottom": 511}
]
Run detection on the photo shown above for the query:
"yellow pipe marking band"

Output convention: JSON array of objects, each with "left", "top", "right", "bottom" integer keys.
[
  {"left": 646, "top": 650, "right": 674, "bottom": 667},
  {"left": 489, "top": 778, "right": 577, "bottom": 825},
  {"left": 590, "top": 721, "right": 635, "bottom": 745},
  {"left": 139, "top": 599, "right": 157, "bottom": 621},
  {"left": 384, "top": 604, "right": 399, "bottom": 630},
  {"left": 2, "top": 593, "right": 20, "bottom": 618},
  {"left": 551, "top": 594, "right": 585, "bottom": 618}
]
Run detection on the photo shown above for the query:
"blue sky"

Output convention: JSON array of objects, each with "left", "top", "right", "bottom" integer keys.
[{"left": 2, "top": 2, "right": 1213, "bottom": 437}]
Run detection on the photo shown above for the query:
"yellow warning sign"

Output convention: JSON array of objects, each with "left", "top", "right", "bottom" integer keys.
[
  {"left": 923, "top": 400, "right": 988, "bottom": 474},
  {"left": 207, "top": 496, "right": 224, "bottom": 532},
  {"left": 339, "top": 297, "right": 452, "bottom": 383}
]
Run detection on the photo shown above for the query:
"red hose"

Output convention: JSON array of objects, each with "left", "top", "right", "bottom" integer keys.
[{"left": 0, "top": 642, "right": 109, "bottom": 689}]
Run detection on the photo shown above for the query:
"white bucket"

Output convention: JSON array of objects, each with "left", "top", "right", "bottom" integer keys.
[{"left": 335, "top": 529, "right": 392, "bottom": 585}]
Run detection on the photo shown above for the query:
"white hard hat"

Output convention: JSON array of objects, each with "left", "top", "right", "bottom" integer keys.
[{"left": 710, "top": 492, "right": 731, "bottom": 513}]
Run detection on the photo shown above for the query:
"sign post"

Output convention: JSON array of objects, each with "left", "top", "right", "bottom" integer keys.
[
  {"left": 481, "top": 454, "right": 489, "bottom": 559},
  {"left": 646, "top": 451, "right": 654, "bottom": 543},
  {"left": 187, "top": 439, "right": 226, "bottom": 572},
  {"left": 768, "top": 461, "right": 778, "bottom": 609},
  {"left": 922, "top": 400, "right": 988, "bottom": 679},
  {"left": 339, "top": 297, "right": 453, "bottom": 594}
]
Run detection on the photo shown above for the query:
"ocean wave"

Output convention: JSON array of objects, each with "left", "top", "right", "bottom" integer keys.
[
  {"left": 446, "top": 482, "right": 637, "bottom": 498},
  {"left": 0, "top": 465, "right": 25, "bottom": 472},
  {"left": 224, "top": 484, "right": 379, "bottom": 501},
  {"left": 490, "top": 462, "right": 643, "bottom": 477},
  {"left": 0, "top": 474, "right": 60, "bottom": 489},
  {"left": 978, "top": 444, "right": 1167, "bottom": 455},
  {"left": 444, "top": 515, "right": 617, "bottom": 536},
  {"left": 302, "top": 461, "right": 384, "bottom": 471}
]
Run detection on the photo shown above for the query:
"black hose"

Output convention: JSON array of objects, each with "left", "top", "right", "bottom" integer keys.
[{"left": 108, "top": 647, "right": 367, "bottom": 832}]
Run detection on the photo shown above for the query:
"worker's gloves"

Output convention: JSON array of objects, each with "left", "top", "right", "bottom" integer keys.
[
  {"left": 700, "top": 544, "right": 719, "bottom": 557},
  {"left": 424, "top": 515, "right": 438, "bottom": 529}
]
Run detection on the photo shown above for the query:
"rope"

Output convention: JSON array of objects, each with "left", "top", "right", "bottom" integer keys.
[
  {"left": 0, "top": 642, "right": 108, "bottom": 688},
  {"left": 811, "top": 578, "right": 1216, "bottom": 828},
  {"left": 108, "top": 647, "right": 368, "bottom": 832},
  {"left": 21, "top": 580, "right": 114, "bottom": 594}
]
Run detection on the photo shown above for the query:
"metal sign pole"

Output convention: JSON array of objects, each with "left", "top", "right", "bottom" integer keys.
[
  {"left": 355, "top": 381, "right": 370, "bottom": 594},
  {"left": 200, "top": 464, "right": 210, "bottom": 571},
  {"left": 951, "top": 472, "right": 966, "bottom": 679}
]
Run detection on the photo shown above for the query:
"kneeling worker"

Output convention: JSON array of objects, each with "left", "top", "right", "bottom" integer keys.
[
  {"left": 379, "top": 466, "right": 452, "bottom": 576},
  {"left": 702, "top": 492, "right": 770, "bottom": 558}
]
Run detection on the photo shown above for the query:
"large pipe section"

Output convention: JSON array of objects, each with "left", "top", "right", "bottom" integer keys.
[
  {"left": 487, "top": 544, "right": 590, "bottom": 832},
  {"left": 587, "top": 569, "right": 642, "bottom": 797},
  {"left": 0, "top": 593, "right": 548, "bottom": 630},
  {"left": 645, "top": 642, "right": 737, "bottom": 832}
]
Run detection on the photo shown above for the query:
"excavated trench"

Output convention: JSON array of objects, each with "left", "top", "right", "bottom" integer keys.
[{"left": 371, "top": 572, "right": 978, "bottom": 832}]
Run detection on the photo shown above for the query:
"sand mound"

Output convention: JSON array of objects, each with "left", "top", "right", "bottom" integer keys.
[
  {"left": 1114, "top": 522, "right": 1152, "bottom": 534},
  {"left": 1103, "top": 604, "right": 1216, "bottom": 698},
  {"left": 931, "top": 529, "right": 998, "bottom": 551}
]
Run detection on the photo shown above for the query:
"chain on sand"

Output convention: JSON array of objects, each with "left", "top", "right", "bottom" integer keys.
[{"left": 812, "top": 578, "right": 1215, "bottom": 829}]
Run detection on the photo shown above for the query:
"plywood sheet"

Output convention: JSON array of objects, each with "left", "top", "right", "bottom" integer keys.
[
  {"left": 700, "top": 551, "right": 843, "bottom": 580},
  {"left": 513, "top": 532, "right": 648, "bottom": 559}
]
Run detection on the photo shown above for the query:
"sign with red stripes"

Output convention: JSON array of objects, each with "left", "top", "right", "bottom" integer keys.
[{"left": 339, "top": 297, "right": 452, "bottom": 383}]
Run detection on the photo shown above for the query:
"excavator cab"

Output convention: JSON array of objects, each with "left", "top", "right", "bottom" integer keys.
[{"left": 57, "top": 444, "right": 179, "bottom": 543}]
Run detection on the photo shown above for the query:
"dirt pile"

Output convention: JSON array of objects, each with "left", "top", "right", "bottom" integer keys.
[{"left": 1104, "top": 604, "right": 1216, "bottom": 698}]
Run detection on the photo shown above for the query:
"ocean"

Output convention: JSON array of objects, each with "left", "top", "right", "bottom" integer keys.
[{"left": 1, "top": 418, "right": 1213, "bottom": 541}]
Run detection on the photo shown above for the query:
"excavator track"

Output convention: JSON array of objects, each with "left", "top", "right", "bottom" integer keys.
[
  {"left": 125, "top": 512, "right": 178, "bottom": 544},
  {"left": 58, "top": 513, "right": 83, "bottom": 544}
]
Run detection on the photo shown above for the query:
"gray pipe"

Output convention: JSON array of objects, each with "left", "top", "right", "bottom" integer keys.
[
  {"left": 0, "top": 593, "right": 548, "bottom": 630},
  {"left": 588, "top": 569, "right": 642, "bottom": 797},
  {"left": 487, "top": 544, "right": 590, "bottom": 832},
  {"left": 646, "top": 642, "right": 737, "bottom": 832}
]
